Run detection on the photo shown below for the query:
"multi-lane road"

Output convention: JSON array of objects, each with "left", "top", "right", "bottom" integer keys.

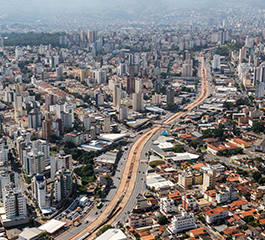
[{"left": 59, "top": 54, "right": 210, "bottom": 240}]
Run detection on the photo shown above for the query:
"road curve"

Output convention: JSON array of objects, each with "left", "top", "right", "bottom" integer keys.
[{"left": 67, "top": 54, "right": 209, "bottom": 240}]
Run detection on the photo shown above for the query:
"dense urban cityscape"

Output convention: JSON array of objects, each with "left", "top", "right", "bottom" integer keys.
[{"left": 0, "top": 1, "right": 265, "bottom": 240}]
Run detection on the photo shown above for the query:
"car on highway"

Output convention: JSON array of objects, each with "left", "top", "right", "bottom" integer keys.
[
  {"left": 85, "top": 220, "right": 89, "bottom": 224},
  {"left": 95, "top": 212, "right": 98, "bottom": 215}
]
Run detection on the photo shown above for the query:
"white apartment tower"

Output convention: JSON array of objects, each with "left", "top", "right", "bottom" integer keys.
[
  {"left": 3, "top": 186, "right": 27, "bottom": 220},
  {"left": 32, "top": 175, "right": 47, "bottom": 209}
]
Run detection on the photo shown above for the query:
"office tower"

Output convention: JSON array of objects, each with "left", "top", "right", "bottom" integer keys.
[
  {"left": 42, "top": 120, "right": 52, "bottom": 141},
  {"left": 133, "top": 92, "right": 144, "bottom": 111},
  {"left": 167, "top": 89, "right": 175, "bottom": 104},
  {"left": 15, "top": 47, "right": 23, "bottom": 58},
  {"left": 135, "top": 79, "right": 142, "bottom": 93},
  {"left": 152, "top": 93, "right": 162, "bottom": 105},
  {"left": 113, "top": 85, "right": 121, "bottom": 107},
  {"left": 34, "top": 140, "right": 50, "bottom": 166},
  {"left": 45, "top": 94, "right": 57, "bottom": 111},
  {"left": 95, "top": 69, "right": 107, "bottom": 84},
  {"left": 56, "top": 64, "right": 64, "bottom": 79},
  {"left": 119, "top": 106, "right": 128, "bottom": 121},
  {"left": 213, "top": 55, "right": 221, "bottom": 71},
  {"left": 104, "top": 115, "right": 111, "bottom": 133},
  {"left": 3, "top": 186, "right": 27, "bottom": 220},
  {"left": 32, "top": 175, "right": 47, "bottom": 208},
  {"left": 50, "top": 151, "right": 72, "bottom": 180},
  {"left": 0, "top": 37, "right": 3, "bottom": 51},
  {"left": 127, "top": 76, "right": 135, "bottom": 94},
  {"left": 83, "top": 115, "right": 91, "bottom": 131},
  {"left": 96, "top": 93, "right": 104, "bottom": 106},
  {"left": 54, "top": 170, "right": 72, "bottom": 202},
  {"left": 203, "top": 168, "right": 216, "bottom": 190},
  {"left": 28, "top": 109, "right": 41, "bottom": 130},
  {"left": 24, "top": 149, "right": 45, "bottom": 176}
]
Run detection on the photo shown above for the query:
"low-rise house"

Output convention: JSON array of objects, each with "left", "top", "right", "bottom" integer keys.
[{"left": 203, "top": 206, "right": 230, "bottom": 224}]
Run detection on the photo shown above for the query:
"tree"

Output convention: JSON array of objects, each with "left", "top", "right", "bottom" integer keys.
[
  {"left": 96, "top": 225, "right": 113, "bottom": 236},
  {"left": 189, "top": 140, "right": 200, "bottom": 150},
  {"left": 252, "top": 122, "right": 265, "bottom": 133},
  {"left": 223, "top": 102, "right": 234, "bottom": 110},
  {"left": 173, "top": 145, "right": 185, "bottom": 153},
  {"left": 158, "top": 215, "right": 168, "bottom": 225},
  {"left": 252, "top": 171, "right": 262, "bottom": 181}
]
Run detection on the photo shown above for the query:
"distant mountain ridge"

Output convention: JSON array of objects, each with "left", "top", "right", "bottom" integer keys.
[{"left": 1, "top": 0, "right": 265, "bottom": 22}]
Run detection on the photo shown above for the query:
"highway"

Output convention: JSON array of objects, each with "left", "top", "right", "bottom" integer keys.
[{"left": 61, "top": 54, "right": 210, "bottom": 240}]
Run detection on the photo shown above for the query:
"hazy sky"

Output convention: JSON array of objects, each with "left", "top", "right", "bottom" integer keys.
[{"left": 1, "top": 0, "right": 264, "bottom": 21}]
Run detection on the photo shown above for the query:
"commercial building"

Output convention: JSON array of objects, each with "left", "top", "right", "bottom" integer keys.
[
  {"left": 19, "top": 228, "right": 43, "bottom": 240},
  {"left": 95, "top": 229, "right": 127, "bottom": 240}
]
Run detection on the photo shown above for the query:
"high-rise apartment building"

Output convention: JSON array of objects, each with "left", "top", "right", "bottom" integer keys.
[
  {"left": 23, "top": 149, "right": 45, "bottom": 176},
  {"left": 3, "top": 186, "right": 27, "bottom": 220},
  {"left": 113, "top": 85, "right": 121, "bottom": 107},
  {"left": 28, "top": 109, "right": 41, "bottom": 130},
  {"left": 203, "top": 168, "right": 216, "bottom": 190},
  {"left": 133, "top": 92, "right": 144, "bottom": 111},
  {"left": 104, "top": 115, "right": 111, "bottom": 133},
  {"left": 32, "top": 175, "right": 47, "bottom": 209}
]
